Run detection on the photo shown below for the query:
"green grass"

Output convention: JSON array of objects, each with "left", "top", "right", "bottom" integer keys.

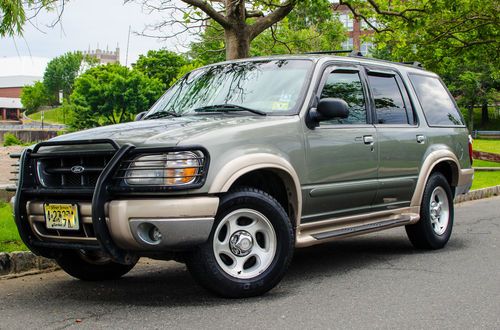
[
  {"left": 471, "top": 171, "right": 500, "bottom": 190},
  {"left": 473, "top": 159, "right": 500, "bottom": 168},
  {"left": 28, "top": 107, "right": 67, "bottom": 125},
  {"left": 473, "top": 139, "right": 500, "bottom": 154},
  {"left": 0, "top": 202, "right": 27, "bottom": 252}
]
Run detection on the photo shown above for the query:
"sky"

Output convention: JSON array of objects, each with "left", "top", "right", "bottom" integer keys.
[{"left": 0, "top": 0, "right": 192, "bottom": 76}]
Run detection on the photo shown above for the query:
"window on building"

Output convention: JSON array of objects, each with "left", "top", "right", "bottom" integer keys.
[
  {"left": 368, "top": 74, "right": 408, "bottom": 125},
  {"left": 320, "top": 71, "right": 367, "bottom": 125},
  {"left": 361, "top": 18, "right": 378, "bottom": 30},
  {"left": 341, "top": 38, "right": 354, "bottom": 50},
  {"left": 360, "top": 42, "right": 373, "bottom": 56},
  {"left": 409, "top": 74, "right": 464, "bottom": 126},
  {"left": 338, "top": 13, "right": 354, "bottom": 31}
]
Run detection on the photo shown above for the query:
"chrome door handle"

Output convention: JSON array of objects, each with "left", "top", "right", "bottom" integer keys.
[
  {"left": 416, "top": 135, "right": 426, "bottom": 144},
  {"left": 363, "top": 135, "right": 374, "bottom": 145}
]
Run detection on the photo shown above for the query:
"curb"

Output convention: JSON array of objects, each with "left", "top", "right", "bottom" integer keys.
[
  {"left": 454, "top": 185, "right": 500, "bottom": 203},
  {"left": 0, "top": 251, "right": 59, "bottom": 278},
  {"left": 1, "top": 186, "right": 499, "bottom": 279}
]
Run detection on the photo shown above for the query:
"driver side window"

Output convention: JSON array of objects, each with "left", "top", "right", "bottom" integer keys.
[{"left": 320, "top": 71, "right": 367, "bottom": 125}]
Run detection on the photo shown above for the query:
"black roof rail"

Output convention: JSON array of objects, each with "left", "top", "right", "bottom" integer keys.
[
  {"left": 304, "top": 50, "right": 353, "bottom": 55},
  {"left": 401, "top": 61, "right": 424, "bottom": 68}
]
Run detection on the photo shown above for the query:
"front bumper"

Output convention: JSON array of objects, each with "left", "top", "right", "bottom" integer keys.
[
  {"left": 25, "top": 197, "right": 219, "bottom": 250},
  {"left": 13, "top": 139, "right": 212, "bottom": 264}
]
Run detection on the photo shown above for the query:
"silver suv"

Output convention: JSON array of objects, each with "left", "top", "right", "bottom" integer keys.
[{"left": 12, "top": 55, "right": 473, "bottom": 298}]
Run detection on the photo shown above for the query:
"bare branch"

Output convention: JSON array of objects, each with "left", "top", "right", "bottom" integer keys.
[
  {"left": 181, "top": 0, "right": 230, "bottom": 28},
  {"left": 249, "top": 0, "right": 297, "bottom": 40}
]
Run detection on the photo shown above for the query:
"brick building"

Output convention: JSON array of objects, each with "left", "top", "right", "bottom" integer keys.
[
  {"left": 0, "top": 76, "right": 41, "bottom": 122},
  {"left": 333, "top": 3, "right": 375, "bottom": 55}
]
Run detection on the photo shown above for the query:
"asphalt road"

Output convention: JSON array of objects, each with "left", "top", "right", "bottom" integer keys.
[{"left": 1, "top": 197, "right": 499, "bottom": 329}]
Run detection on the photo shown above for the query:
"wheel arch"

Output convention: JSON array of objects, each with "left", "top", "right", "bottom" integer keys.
[
  {"left": 208, "top": 153, "right": 302, "bottom": 228},
  {"left": 411, "top": 149, "right": 460, "bottom": 208}
]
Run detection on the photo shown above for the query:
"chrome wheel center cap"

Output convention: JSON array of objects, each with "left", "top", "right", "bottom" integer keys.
[{"left": 229, "top": 230, "right": 253, "bottom": 257}]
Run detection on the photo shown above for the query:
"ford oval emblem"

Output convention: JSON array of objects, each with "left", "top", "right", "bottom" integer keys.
[{"left": 71, "top": 165, "right": 85, "bottom": 174}]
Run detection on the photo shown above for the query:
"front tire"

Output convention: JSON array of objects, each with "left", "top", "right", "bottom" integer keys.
[
  {"left": 56, "top": 250, "right": 137, "bottom": 281},
  {"left": 186, "top": 188, "right": 294, "bottom": 298},
  {"left": 406, "top": 172, "right": 454, "bottom": 249}
]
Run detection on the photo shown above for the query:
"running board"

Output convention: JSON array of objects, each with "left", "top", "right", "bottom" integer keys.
[{"left": 312, "top": 216, "right": 412, "bottom": 240}]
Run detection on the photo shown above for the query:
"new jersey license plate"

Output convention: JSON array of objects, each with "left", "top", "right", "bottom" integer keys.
[{"left": 44, "top": 203, "right": 80, "bottom": 230}]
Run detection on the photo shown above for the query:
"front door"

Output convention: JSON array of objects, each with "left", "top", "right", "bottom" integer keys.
[{"left": 302, "top": 65, "right": 378, "bottom": 223}]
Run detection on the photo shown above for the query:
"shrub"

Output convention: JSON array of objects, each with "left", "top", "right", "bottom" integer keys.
[{"left": 2, "top": 133, "right": 22, "bottom": 146}]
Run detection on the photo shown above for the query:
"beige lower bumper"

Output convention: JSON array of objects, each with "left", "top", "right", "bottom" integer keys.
[
  {"left": 108, "top": 197, "right": 219, "bottom": 250},
  {"left": 456, "top": 168, "right": 474, "bottom": 196},
  {"left": 27, "top": 197, "right": 220, "bottom": 251}
]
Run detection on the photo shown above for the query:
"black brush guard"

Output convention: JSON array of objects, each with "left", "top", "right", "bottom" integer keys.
[{"left": 13, "top": 139, "right": 209, "bottom": 265}]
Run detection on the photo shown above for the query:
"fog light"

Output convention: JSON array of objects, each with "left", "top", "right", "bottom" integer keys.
[{"left": 149, "top": 226, "right": 162, "bottom": 242}]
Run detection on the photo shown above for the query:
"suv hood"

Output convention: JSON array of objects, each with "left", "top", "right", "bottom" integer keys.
[{"left": 50, "top": 115, "right": 280, "bottom": 147}]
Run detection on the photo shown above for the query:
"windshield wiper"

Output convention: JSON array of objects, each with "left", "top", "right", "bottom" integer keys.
[
  {"left": 144, "top": 110, "right": 181, "bottom": 119},
  {"left": 193, "top": 104, "right": 267, "bottom": 116}
]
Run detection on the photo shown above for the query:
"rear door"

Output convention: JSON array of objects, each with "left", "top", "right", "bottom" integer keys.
[
  {"left": 302, "top": 65, "right": 378, "bottom": 223},
  {"left": 364, "top": 67, "right": 425, "bottom": 210}
]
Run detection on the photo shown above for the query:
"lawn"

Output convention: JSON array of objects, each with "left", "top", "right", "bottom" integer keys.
[
  {"left": 473, "top": 159, "right": 500, "bottom": 168},
  {"left": 473, "top": 139, "right": 500, "bottom": 154},
  {"left": 0, "top": 202, "right": 27, "bottom": 252},
  {"left": 471, "top": 171, "right": 500, "bottom": 191},
  {"left": 28, "top": 107, "right": 67, "bottom": 125}
]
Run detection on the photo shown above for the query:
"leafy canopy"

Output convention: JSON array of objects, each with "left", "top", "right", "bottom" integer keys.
[
  {"left": 69, "top": 64, "right": 164, "bottom": 130},
  {"left": 20, "top": 81, "right": 50, "bottom": 114},
  {"left": 133, "top": 49, "right": 189, "bottom": 87}
]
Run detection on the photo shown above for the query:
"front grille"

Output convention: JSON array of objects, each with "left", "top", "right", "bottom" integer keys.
[{"left": 36, "top": 153, "right": 113, "bottom": 189}]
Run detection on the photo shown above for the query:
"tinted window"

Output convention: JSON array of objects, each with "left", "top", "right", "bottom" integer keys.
[
  {"left": 368, "top": 74, "right": 408, "bottom": 124},
  {"left": 409, "top": 74, "right": 464, "bottom": 126},
  {"left": 320, "top": 71, "right": 366, "bottom": 124}
]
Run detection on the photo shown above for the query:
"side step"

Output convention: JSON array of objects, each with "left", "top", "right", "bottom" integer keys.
[{"left": 312, "top": 216, "right": 411, "bottom": 240}]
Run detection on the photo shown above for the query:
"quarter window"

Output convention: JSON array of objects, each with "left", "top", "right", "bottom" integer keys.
[
  {"left": 368, "top": 74, "right": 408, "bottom": 125},
  {"left": 409, "top": 74, "right": 464, "bottom": 126},
  {"left": 320, "top": 71, "right": 367, "bottom": 125}
]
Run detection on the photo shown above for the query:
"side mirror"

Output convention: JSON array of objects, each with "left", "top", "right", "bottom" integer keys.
[
  {"left": 135, "top": 111, "right": 147, "bottom": 121},
  {"left": 316, "top": 98, "right": 349, "bottom": 120}
]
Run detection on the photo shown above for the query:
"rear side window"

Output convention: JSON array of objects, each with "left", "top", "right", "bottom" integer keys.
[
  {"left": 368, "top": 74, "right": 408, "bottom": 124},
  {"left": 409, "top": 74, "right": 464, "bottom": 126}
]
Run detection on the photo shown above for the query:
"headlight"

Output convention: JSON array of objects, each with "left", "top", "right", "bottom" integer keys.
[{"left": 125, "top": 151, "right": 202, "bottom": 186}]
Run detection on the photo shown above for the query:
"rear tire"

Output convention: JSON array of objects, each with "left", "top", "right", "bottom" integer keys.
[
  {"left": 186, "top": 187, "right": 294, "bottom": 298},
  {"left": 56, "top": 250, "right": 137, "bottom": 281},
  {"left": 406, "top": 172, "right": 454, "bottom": 249}
]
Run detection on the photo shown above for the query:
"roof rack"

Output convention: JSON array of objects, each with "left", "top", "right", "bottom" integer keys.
[
  {"left": 401, "top": 61, "right": 423, "bottom": 68},
  {"left": 304, "top": 50, "right": 353, "bottom": 55}
]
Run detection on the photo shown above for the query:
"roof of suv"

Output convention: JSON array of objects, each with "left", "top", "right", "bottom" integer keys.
[{"left": 209, "top": 54, "right": 435, "bottom": 76}]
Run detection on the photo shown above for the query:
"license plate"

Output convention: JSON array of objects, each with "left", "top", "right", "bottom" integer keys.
[{"left": 44, "top": 203, "right": 80, "bottom": 230}]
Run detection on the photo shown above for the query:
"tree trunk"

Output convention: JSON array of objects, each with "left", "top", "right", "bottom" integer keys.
[
  {"left": 225, "top": 28, "right": 251, "bottom": 60},
  {"left": 467, "top": 104, "right": 474, "bottom": 132},
  {"left": 481, "top": 100, "right": 489, "bottom": 126}
]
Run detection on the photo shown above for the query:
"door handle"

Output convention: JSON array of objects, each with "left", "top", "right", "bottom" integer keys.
[
  {"left": 363, "top": 135, "right": 374, "bottom": 145},
  {"left": 416, "top": 135, "right": 426, "bottom": 144}
]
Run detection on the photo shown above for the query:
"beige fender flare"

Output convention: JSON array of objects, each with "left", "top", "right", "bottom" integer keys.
[
  {"left": 208, "top": 153, "right": 302, "bottom": 227},
  {"left": 411, "top": 149, "right": 462, "bottom": 208}
]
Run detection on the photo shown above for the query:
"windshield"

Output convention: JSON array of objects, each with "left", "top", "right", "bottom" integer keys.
[{"left": 145, "top": 59, "right": 312, "bottom": 118}]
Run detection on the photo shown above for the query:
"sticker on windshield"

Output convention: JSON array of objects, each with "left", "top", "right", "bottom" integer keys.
[{"left": 272, "top": 102, "right": 290, "bottom": 110}]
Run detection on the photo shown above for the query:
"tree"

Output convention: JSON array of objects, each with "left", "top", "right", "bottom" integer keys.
[
  {"left": 341, "top": 0, "right": 499, "bottom": 127},
  {"left": 0, "top": 0, "right": 67, "bottom": 37},
  {"left": 20, "top": 81, "right": 51, "bottom": 114},
  {"left": 130, "top": 0, "right": 314, "bottom": 60},
  {"left": 43, "top": 51, "right": 96, "bottom": 103},
  {"left": 133, "top": 50, "right": 189, "bottom": 87},
  {"left": 68, "top": 64, "right": 164, "bottom": 130},
  {"left": 188, "top": 2, "right": 345, "bottom": 64}
]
